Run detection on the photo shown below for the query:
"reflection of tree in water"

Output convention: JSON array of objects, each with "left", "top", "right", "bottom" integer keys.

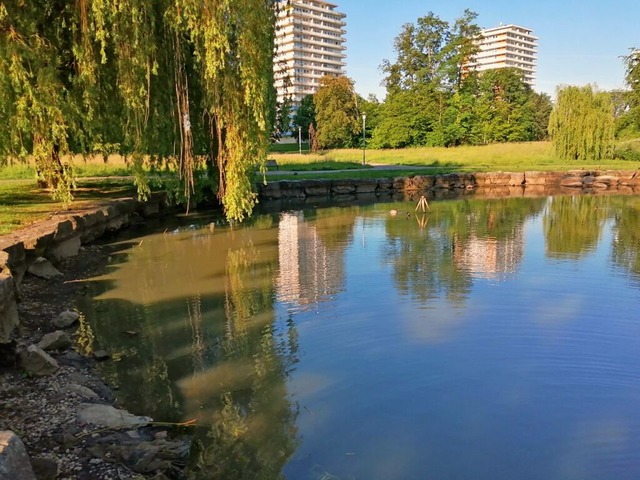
[
  {"left": 305, "top": 206, "right": 358, "bottom": 250},
  {"left": 383, "top": 197, "right": 545, "bottom": 304},
  {"left": 448, "top": 197, "right": 546, "bottom": 241},
  {"left": 78, "top": 223, "right": 299, "bottom": 479},
  {"left": 611, "top": 197, "right": 640, "bottom": 279},
  {"left": 544, "top": 195, "right": 610, "bottom": 259},
  {"left": 187, "top": 241, "right": 299, "bottom": 480}
]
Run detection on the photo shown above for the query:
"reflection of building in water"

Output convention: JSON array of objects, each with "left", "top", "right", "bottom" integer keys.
[
  {"left": 453, "top": 228, "right": 524, "bottom": 279},
  {"left": 277, "top": 212, "right": 345, "bottom": 308}
]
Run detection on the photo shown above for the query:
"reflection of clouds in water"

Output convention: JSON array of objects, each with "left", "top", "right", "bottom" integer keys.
[
  {"left": 557, "top": 417, "right": 633, "bottom": 480},
  {"left": 353, "top": 429, "right": 423, "bottom": 480},
  {"left": 291, "top": 372, "right": 336, "bottom": 401},
  {"left": 178, "top": 359, "right": 255, "bottom": 422},
  {"left": 403, "top": 300, "right": 467, "bottom": 344},
  {"left": 531, "top": 294, "right": 585, "bottom": 327}
]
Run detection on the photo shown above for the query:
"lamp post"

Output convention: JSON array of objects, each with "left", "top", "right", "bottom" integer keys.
[
  {"left": 362, "top": 113, "right": 367, "bottom": 166},
  {"left": 298, "top": 126, "right": 302, "bottom": 154}
]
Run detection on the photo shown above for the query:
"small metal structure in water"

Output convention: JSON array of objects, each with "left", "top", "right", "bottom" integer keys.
[{"left": 415, "top": 195, "right": 430, "bottom": 213}]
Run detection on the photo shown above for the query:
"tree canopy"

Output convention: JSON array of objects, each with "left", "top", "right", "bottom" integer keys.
[
  {"left": 292, "top": 94, "right": 316, "bottom": 142},
  {"left": 381, "top": 9, "right": 480, "bottom": 94},
  {"left": 548, "top": 85, "right": 615, "bottom": 161},
  {"left": 0, "top": 0, "right": 277, "bottom": 220},
  {"left": 314, "top": 76, "right": 361, "bottom": 149},
  {"left": 623, "top": 49, "right": 640, "bottom": 132},
  {"left": 372, "top": 11, "right": 551, "bottom": 149}
]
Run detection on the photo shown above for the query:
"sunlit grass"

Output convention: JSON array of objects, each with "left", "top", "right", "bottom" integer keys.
[
  {"left": 0, "top": 178, "right": 136, "bottom": 235},
  {"left": 0, "top": 154, "right": 133, "bottom": 180},
  {"left": 269, "top": 141, "right": 640, "bottom": 172}
]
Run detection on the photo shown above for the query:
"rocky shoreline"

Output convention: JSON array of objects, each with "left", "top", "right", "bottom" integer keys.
[{"left": 1, "top": 242, "right": 191, "bottom": 479}]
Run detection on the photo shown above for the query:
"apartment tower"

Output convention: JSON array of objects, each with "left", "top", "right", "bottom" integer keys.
[
  {"left": 470, "top": 24, "right": 538, "bottom": 87},
  {"left": 274, "top": 0, "right": 347, "bottom": 108}
]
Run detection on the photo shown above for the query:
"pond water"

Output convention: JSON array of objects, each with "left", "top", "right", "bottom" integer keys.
[{"left": 77, "top": 194, "right": 640, "bottom": 480}]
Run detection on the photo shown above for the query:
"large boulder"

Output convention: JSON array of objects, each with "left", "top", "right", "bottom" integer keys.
[
  {"left": 0, "top": 273, "right": 18, "bottom": 345},
  {"left": 0, "top": 431, "right": 36, "bottom": 480},
  {"left": 19, "top": 345, "right": 59, "bottom": 377},
  {"left": 37, "top": 331, "right": 72, "bottom": 351},
  {"left": 77, "top": 404, "right": 152, "bottom": 428},
  {"left": 52, "top": 310, "right": 80, "bottom": 329},
  {"left": 26, "top": 257, "right": 62, "bottom": 280}
]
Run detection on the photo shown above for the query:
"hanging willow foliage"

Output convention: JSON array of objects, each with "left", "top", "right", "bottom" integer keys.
[
  {"left": 0, "top": 0, "right": 276, "bottom": 220},
  {"left": 548, "top": 85, "right": 615, "bottom": 161}
]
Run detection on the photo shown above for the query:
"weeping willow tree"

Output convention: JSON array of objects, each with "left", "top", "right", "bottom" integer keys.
[
  {"left": 548, "top": 85, "right": 615, "bottom": 161},
  {"left": 0, "top": 0, "right": 276, "bottom": 220}
]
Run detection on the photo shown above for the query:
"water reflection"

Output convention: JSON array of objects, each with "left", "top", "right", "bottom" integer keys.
[
  {"left": 611, "top": 196, "right": 640, "bottom": 281},
  {"left": 76, "top": 194, "right": 640, "bottom": 480},
  {"left": 383, "top": 198, "right": 546, "bottom": 306},
  {"left": 543, "top": 195, "right": 610, "bottom": 259},
  {"left": 78, "top": 222, "right": 299, "bottom": 479},
  {"left": 276, "top": 209, "right": 354, "bottom": 311}
]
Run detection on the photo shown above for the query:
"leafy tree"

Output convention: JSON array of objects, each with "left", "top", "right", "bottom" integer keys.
[
  {"left": 530, "top": 92, "right": 554, "bottom": 141},
  {"left": 292, "top": 94, "right": 315, "bottom": 141},
  {"left": 548, "top": 85, "right": 615, "bottom": 161},
  {"left": 374, "top": 10, "right": 481, "bottom": 148},
  {"left": 381, "top": 9, "right": 480, "bottom": 94},
  {"left": 0, "top": 0, "right": 277, "bottom": 221},
  {"left": 358, "top": 94, "right": 382, "bottom": 146},
  {"left": 274, "top": 98, "right": 293, "bottom": 141},
  {"left": 472, "top": 68, "right": 538, "bottom": 143},
  {"left": 371, "top": 85, "right": 438, "bottom": 148},
  {"left": 314, "top": 76, "right": 361, "bottom": 149},
  {"left": 622, "top": 49, "right": 640, "bottom": 134}
]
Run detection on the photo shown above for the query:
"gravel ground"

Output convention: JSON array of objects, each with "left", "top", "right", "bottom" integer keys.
[{"left": 0, "top": 243, "right": 184, "bottom": 479}]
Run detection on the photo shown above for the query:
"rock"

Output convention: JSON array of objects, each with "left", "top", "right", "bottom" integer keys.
[
  {"left": 65, "top": 384, "right": 100, "bottom": 400},
  {"left": 37, "top": 331, "right": 72, "bottom": 351},
  {"left": 19, "top": 345, "right": 59, "bottom": 377},
  {"left": 48, "top": 236, "right": 81, "bottom": 262},
  {"left": 0, "top": 273, "right": 19, "bottom": 345},
  {"left": 77, "top": 404, "right": 152, "bottom": 428},
  {"left": 30, "top": 457, "right": 59, "bottom": 480},
  {"left": 57, "top": 351, "right": 86, "bottom": 368},
  {"left": 560, "top": 177, "right": 584, "bottom": 188},
  {"left": 93, "top": 350, "right": 110, "bottom": 361},
  {"left": 52, "top": 310, "right": 80, "bottom": 329},
  {"left": 26, "top": 257, "right": 62, "bottom": 279},
  {"left": 88, "top": 438, "right": 190, "bottom": 476},
  {"left": 0, "top": 341, "right": 17, "bottom": 368},
  {"left": 0, "top": 431, "right": 37, "bottom": 480}
]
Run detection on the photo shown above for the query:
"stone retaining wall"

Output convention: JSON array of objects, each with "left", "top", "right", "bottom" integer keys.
[
  {"left": 258, "top": 170, "right": 640, "bottom": 200},
  {"left": 0, "top": 193, "right": 170, "bottom": 346}
]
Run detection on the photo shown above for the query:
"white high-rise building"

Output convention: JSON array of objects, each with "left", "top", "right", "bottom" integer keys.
[
  {"left": 274, "top": 0, "right": 347, "bottom": 108},
  {"left": 468, "top": 24, "right": 538, "bottom": 87}
]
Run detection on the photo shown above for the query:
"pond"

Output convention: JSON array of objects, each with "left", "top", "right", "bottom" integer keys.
[{"left": 77, "top": 194, "right": 640, "bottom": 480}]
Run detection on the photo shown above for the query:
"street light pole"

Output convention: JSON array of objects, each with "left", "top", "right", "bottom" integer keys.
[
  {"left": 298, "top": 126, "right": 302, "bottom": 154},
  {"left": 362, "top": 113, "right": 367, "bottom": 166}
]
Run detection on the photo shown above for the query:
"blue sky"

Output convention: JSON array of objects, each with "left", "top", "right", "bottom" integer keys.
[{"left": 340, "top": 0, "right": 639, "bottom": 98}]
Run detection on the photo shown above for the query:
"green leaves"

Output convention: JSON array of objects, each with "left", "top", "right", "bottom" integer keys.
[
  {"left": 0, "top": 0, "right": 277, "bottom": 221},
  {"left": 549, "top": 85, "right": 615, "bottom": 161},
  {"left": 315, "top": 76, "right": 361, "bottom": 149}
]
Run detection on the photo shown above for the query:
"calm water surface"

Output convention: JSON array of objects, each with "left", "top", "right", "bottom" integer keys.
[{"left": 78, "top": 195, "right": 640, "bottom": 480}]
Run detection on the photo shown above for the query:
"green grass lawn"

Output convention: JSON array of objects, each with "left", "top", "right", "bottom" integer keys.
[
  {"left": 2, "top": 140, "right": 639, "bottom": 234},
  {"left": 0, "top": 178, "right": 136, "bottom": 235},
  {"left": 269, "top": 142, "right": 310, "bottom": 153},
  {"left": 268, "top": 141, "right": 640, "bottom": 173}
]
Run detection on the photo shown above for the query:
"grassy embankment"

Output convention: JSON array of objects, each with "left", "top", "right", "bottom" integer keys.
[
  {"left": 1, "top": 141, "right": 640, "bottom": 234},
  {"left": 267, "top": 140, "right": 640, "bottom": 179}
]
